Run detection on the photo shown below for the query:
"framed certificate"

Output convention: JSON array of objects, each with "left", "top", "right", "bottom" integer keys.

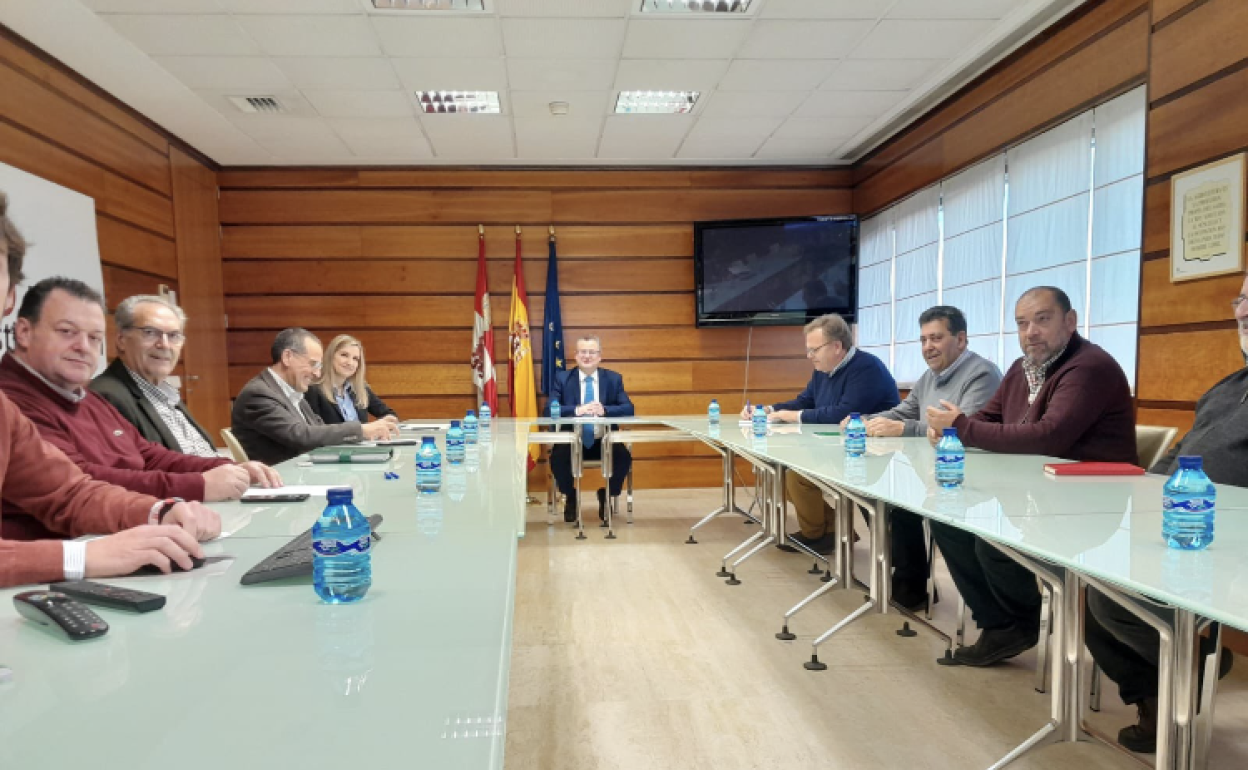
[{"left": 1170, "top": 153, "right": 1246, "bottom": 282}]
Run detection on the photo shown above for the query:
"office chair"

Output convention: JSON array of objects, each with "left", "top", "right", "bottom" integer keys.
[{"left": 220, "top": 428, "right": 249, "bottom": 463}]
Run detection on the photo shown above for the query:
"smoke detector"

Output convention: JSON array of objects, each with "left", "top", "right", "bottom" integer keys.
[{"left": 549, "top": 101, "right": 570, "bottom": 116}]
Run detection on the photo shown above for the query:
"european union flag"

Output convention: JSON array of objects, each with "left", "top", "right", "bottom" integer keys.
[{"left": 541, "top": 236, "right": 565, "bottom": 394}]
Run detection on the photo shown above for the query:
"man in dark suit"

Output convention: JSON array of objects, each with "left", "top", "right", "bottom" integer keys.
[
  {"left": 549, "top": 336, "right": 634, "bottom": 523},
  {"left": 92, "top": 294, "right": 219, "bottom": 457},
  {"left": 231, "top": 328, "right": 398, "bottom": 465}
]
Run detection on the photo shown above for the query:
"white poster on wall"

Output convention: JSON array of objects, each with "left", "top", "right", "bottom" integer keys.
[{"left": 0, "top": 161, "right": 106, "bottom": 359}]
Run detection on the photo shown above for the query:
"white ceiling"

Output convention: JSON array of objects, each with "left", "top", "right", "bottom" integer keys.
[{"left": 1, "top": 0, "right": 1085, "bottom": 167}]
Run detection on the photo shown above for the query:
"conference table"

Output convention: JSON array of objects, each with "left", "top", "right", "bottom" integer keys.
[{"left": 1, "top": 416, "right": 1245, "bottom": 770}]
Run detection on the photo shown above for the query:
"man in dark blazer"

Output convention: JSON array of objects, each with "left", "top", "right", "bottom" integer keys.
[
  {"left": 549, "top": 336, "right": 634, "bottom": 523},
  {"left": 231, "top": 328, "right": 399, "bottom": 465},
  {"left": 92, "top": 294, "right": 218, "bottom": 457}
]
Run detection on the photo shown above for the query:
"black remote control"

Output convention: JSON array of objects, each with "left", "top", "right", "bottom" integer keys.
[
  {"left": 13, "top": 591, "right": 109, "bottom": 641},
  {"left": 49, "top": 581, "right": 167, "bottom": 613}
]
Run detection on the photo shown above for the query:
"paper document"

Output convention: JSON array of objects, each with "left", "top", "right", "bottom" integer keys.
[{"left": 400, "top": 421, "right": 450, "bottom": 431}]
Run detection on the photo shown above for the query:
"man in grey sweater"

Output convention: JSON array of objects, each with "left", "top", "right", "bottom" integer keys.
[{"left": 860, "top": 305, "right": 1002, "bottom": 609}]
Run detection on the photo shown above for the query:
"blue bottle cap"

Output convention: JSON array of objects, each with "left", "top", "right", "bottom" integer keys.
[
  {"left": 1178, "top": 455, "right": 1203, "bottom": 470},
  {"left": 466, "top": 409, "right": 475, "bottom": 417},
  {"left": 327, "top": 487, "right": 353, "bottom": 504},
  {"left": 451, "top": 420, "right": 460, "bottom": 427},
  {"left": 710, "top": 399, "right": 718, "bottom": 404},
  {"left": 942, "top": 427, "right": 957, "bottom": 437},
  {"left": 849, "top": 412, "right": 861, "bottom": 420},
  {"left": 421, "top": 435, "right": 435, "bottom": 443}
]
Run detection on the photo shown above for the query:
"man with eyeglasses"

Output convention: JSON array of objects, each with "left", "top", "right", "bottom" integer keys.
[
  {"left": 91, "top": 294, "right": 227, "bottom": 458},
  {"left": 548, "top": 336, "right": 634, "bottom": 523},
  {"left": 1079, "top": 275, "right": 1247, "bottom": 753},
  {"left": 0, "top": 277, "right": 247, "bottom": 542},
  {"left": 231, "top": 327, "right": 399, "bottom": 466},
  {"left": 741, "top": 313, "right": 899, "bottom": 554}
]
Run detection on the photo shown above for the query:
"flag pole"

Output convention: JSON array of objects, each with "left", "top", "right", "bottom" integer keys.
[{"left": 549, "top": 224, "right": 555, "bottom": 242}]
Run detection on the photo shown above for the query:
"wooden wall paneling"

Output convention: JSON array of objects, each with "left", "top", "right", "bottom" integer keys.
[
  {"left": 101, "top": 266, "right": 177, "bottom": 311},
  {"left": 96, "top": 215, "right": 178, "bottom": 279},
  {"left": 1151, "top": 0, "right": 1201, "bottom": 26},
  {"left": 553, "top": 189, "right": 852, "bottom": 223},
  {"left": 222, "top": 224, "right": 694, "bottom": 260},
  {"left": 854, "top": 0, "right": 1148, "bottom": 185},
  {"left": 1139, "top": 260, "right": 1243, "bottom": 327},
  {"left": 1135, "top": 407, "right": 1196, "bottom": 441},
  {"left": 219, "top": 190, "right": 553, "bottom": 225},
  {"left": 1149, "top": 0, "right": 1248, "bottom": 101},
  {"left": 169, "top": 148, "right": 231, "bottom": 438},
  {"left": 0, "top": 29, "right": 167, "bottom": 152},
  {"left": 221, "top": 257, "right": 693, "bottom": 296},
  {"left": 1142, "top": 181, "right": 1170, "bottom": 256},
  {"left": 1147, "top": 65, "right": 1248, "bottom": 179},
  {"left": 375, "top": 396, "right": 514, "bottom": 418},
  {"left": 1137, "top": 329, "right": 1243, "bottom": 402},
  {"left": 0, "top": 61, "right": 171, "bottom": 195},
  {"left": 223, "top": 293, "right": 694, "bottom": 330},
  {"left": 225, "top": 326, "right": 805, "bottom": 366}
]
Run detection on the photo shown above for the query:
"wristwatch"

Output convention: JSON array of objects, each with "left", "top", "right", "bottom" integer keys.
[{"left": 148, "top": 497, "right": 185, "bottom": 525}]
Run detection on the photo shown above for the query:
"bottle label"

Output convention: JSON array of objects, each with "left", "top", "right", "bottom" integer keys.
[
  {"left": 313, "top": 534, "right": 371, "bottom": 556},
  {"left": 1163, "top": 497, "right": 1214, "bottom": 513},
  {"left": 416, "top": 459, "right": 440, "bottom": 471},
  {"left": 936, "top": 454, "right": 963, "bottom": 463}
]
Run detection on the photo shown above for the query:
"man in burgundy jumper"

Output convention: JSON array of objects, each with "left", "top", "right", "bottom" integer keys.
[
  {"left": 0, "top": 277, "right": 279, "bottom": 541},
  {"left": 0, "top": 191, "right": 217, "bottom": 587},
  {"left": 926, "top": 286, "right": 1136, "bottom": 667}
]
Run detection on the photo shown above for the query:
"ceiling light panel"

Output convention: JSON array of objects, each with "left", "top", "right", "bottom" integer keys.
[
  {"left": 415, "top": 90, "right": 501, "bottom": 113},
  {"left": 372, "top": 0, "right": 486, "bottom": 10},
  {"left": 637, "top": 0, "right": 753, "bottom": 13},
  {"left": 614, "top": 90, "right": 699, "bottom": 114}
]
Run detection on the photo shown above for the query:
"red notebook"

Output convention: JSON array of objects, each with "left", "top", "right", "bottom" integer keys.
[{"left": 1043, "top": 461, "right": 1145, "bottom": 477}]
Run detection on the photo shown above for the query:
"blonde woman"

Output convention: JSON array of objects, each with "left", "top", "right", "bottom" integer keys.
[{"left": 305, "top": 335, "right": 398, "bottom": 425}]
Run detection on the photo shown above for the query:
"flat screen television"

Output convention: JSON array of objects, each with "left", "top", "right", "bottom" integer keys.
[{"left": 694, "top": 216, "right": 858, "bottom": 327}]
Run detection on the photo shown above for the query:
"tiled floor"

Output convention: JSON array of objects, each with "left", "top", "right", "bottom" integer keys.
[{"left": 506, "top": 489, "right": 1248, "bottom": 769}]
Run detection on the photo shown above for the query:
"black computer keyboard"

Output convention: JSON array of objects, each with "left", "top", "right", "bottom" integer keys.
[{"left": 239, "top": 514, "right": 383, "bottom": 586}]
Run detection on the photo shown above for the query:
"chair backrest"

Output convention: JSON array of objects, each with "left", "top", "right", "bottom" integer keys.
[
  {"left": 1135, "top": 424, "right": 1177, "bottom": 471},
  {"left": 220, "top": 428, "right": 249, "bottom": 463}
]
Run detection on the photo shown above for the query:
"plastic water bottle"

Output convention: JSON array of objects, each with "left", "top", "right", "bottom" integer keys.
[
  {"left": 845, "top": 412, "right": 866, "bottom": 457},
  {"left": 935, "top": 427, "right": 965, "bottom": 488},
  {"left": 416, "top": 494, "right": 442, "bottom": 538},
  {"left": 479, "top": 402, "right": 491, "bottom": 431},
  {"left": 312, "top": 487, "right": 372, "bottom": 603},
  {"left": 463, "top": 409, "right": 478, "bottom": 446},
  {"left": 446, "top": 420, "right": 465, "bottom": 465},
  {"left": 416, "top": 436, "right": 441, "bottom": 494},
  {"left": 752, "top": 405, "right": 767, "bottom": 438},
  {"left": 550, "top": 398, "right": 561, "bottom": 421},
  {"left": 1163, "top": 456, "right": 1215, "bottom": 550},
  {"left": 708, "top": 399, "right": 721, "bottom": 426}
]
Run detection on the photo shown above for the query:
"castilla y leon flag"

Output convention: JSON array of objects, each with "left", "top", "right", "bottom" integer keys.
[
  {"left": 471, "top": 227, "right": 498, "bottom": 415},
  {"left": 508, "top": 228, "right": 539, "bottom": 468}
]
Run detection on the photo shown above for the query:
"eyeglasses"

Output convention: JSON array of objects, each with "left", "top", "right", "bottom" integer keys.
[
  {"left": 127, "top": 326, "right": 186, "bottom": 345},
  {"left": 805, "top": 342, "right": 830, "bottom": 357},
  {"left": 291, "top": 351, "right": 323, "bottom": 371},
  {"left": 577, "top": 349, "right": 601, "bottom": 357},
  {"left": 1232, "top": 295, "right": 1248, "bottom": 310}
]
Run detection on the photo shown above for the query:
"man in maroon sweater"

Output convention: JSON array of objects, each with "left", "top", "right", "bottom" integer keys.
[
  {"left": 0, "top": 191, "right": 216, "bottom": 587},
  {"left": 926, "top": 286, "right": 1136, "bottom": 666},
  {"left": 0, "top": 277, "right": 280, "bottom": 541}
]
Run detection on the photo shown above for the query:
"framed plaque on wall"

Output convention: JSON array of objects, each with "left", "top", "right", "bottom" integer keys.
[{"left": 1170, "top": 152, "right": 1246, "bottom": 282}]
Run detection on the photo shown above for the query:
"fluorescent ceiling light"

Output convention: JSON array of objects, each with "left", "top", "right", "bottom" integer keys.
[
  {"left": 416, "top": 91, "right": 501, "bottom": 114},
  {"left": 638, "top": 0, "right": 752, "bottom": 13},
  {"left": 615, "top": 91, "right": 700, "bottom": 114},
  {"left": 372, "top": 0, "right": 485, "bottom": 10}
]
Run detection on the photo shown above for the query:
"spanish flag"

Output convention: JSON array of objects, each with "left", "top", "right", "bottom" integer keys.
[{"left": 508, "top": 227, "right": 539, "bottom": 468}]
